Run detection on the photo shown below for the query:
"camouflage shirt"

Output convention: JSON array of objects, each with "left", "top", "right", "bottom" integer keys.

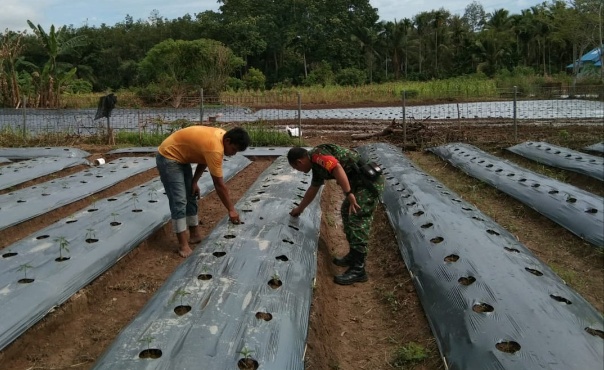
[{"left": 308, "top": 144, "right": 361, "bottom": 187}]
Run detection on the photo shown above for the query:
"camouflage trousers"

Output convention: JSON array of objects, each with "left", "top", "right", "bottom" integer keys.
[{"left": 340, "top": 175, "right": 385, "bottom": 253}]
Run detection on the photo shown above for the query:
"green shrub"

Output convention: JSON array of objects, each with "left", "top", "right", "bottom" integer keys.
[
  {"left": 304, "top": 61, "right": 335, "bottom": 87},
  {"left": 335, "top": 68, "right": 366, "bottom": 86},
  {"left": 227, "top": 77, "right": 245, "bottom": 91},
  {"left": 243, "top": 68, "right": 266, "bottom": 91},
  {"left": 64, "top": 79, "right": 93, "bottom": 94}
]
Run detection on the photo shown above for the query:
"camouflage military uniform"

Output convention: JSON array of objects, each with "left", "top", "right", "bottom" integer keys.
[{"left": 309, "top": 144, "right": 385, "bottom": 253}]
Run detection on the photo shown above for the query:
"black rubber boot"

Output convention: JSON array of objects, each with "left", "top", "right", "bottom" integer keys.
[
  {"left": 332, "top": 252, "right": 353, "bottom": 267},
  {"left": 334, "top": 250, "right": 368, "bottom": 285}
]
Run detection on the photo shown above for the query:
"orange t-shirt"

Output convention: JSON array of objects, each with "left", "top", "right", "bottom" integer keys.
[{"left": 158, "top": 126, "right": 226, "bottom": 177}]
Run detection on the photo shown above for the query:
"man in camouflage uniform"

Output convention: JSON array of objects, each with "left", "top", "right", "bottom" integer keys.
[{"left": 287, "top": 144, "right": 384, "bottom": 285}]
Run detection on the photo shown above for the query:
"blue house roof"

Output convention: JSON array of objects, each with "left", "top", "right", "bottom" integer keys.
[{"left": 566, "top": 45, "right": 602, "bottom": 69}]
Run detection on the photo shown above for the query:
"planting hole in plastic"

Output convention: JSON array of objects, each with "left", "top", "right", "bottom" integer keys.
[
  {"left": 255, "top": 312, "right": 273, "bottom": 321},
  {"left": 139, "top": 349, "right": 162, "bottom": 359},
  {"left": 550, "top": 295, "right": 572, "bottom": 305},
  {"left": 268, "top": 278, "right": 282, "bottom": 289},
  {"left": 198, "top": 273, "right": 212, "bottom": 281},
  {"left": 237, "top": 358, "right": 259, "bottom": 370},
  {"left": 525, "top": 267, "right": 543, "bottom": 276},
  {"left": 585, "top": 327, "right": 604, "bottom": 339},
  {"left": 472, "top": 302, "right": 494, "bottom": 313},
  {"left": 495, "top": 341, "right": 521, "bottom": 354},
  {"left": 444, "top": 254, "right": 459, "bottom": 262},
  {"left": 174, "top": 305, "right": 192, "bottom": 316},
  {"left": 458, "top": 276, "right": 476, "bottom": 286}
]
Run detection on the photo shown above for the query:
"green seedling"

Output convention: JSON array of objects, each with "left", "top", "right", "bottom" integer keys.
[
  {"left": 131, "top": 193, "right": 140, "bottom": 210},
  {"left": 147, "top": 186, "right": 158, "bottom": 201},
  {"left": 18, "top": 263, "right": 33, "bottom": 279},
  {"left": 139, "top": 335, "right": 155, "bottom": 350},
  {"left": 54, "top": 236, "right": 70, "bottom": 259},
  {"left": 86, "top": 228, "right": 97, "bottom": 240},
  {"left": 239, "top": 346, "right": 255, "bottom": 359},
  {"left": 111, "top": 212, "right": 119, "bottom": 223},
  {"left": 90, "top": 196, "right": 98, "bottom": 209},
  {"left": 60, "top": 181, "right": 69, "bottom": 189},
  {"left": 271, "top": 270, "right": 280, "bottom": 281},
  {"left": 171, "top": 287, "right": 191, "bottom": 306}
]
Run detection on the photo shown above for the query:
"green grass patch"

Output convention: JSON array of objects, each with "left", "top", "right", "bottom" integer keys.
[
  {"left": 391, "top": 342, "right": 430, "bottom": 368},
  {"left": 549, "top": 263, "right": 582, "bottom": 287},
  {"left": 114, "top": 131, "right": 168, "bottom": 147},
  {"left": 243, "top": 122, "right": 303, "bottom": 147}
]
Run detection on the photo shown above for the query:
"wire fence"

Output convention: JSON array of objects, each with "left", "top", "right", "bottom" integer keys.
[{"left": 0, "top": 87, "right": 602, "bottom": 139}]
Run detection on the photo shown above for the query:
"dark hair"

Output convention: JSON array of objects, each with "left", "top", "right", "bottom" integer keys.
[
  {"left": 287, "top": 147, "right": 308, "bottom": 164},
  {"left": 224, "top": 127, "right": 250, "bottom": 151}
]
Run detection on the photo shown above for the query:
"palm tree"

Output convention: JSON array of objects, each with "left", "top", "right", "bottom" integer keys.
[
  {"left": 351, "top": 24, "right": 381, "bottom": 83},
  {"left": 413, "top": 12, "right": 432, "bottom": 76},
  {"left": 431, "top": 9, "right": 450, "bottom": 78},
  {"left": 381, "top": 19, "right": 409, "bottom": 80}
]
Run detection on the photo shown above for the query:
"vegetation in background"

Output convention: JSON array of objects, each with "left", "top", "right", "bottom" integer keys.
[
  {"left": 137, "top": 38, "right": 244, "bottom": 107},
  {"left": 0, "top": 0, "right": 601, "bottom": 109},
  {"left": 243, "top": 121, "right": 302, "bottom": 147},
  {"left": 0, "top": 117, "right": 301, "bottom": 148}
]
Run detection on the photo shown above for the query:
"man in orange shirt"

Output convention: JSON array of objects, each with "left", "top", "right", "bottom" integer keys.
[{"left": 156, "top": 126, "right": 250, "bottom": 257}]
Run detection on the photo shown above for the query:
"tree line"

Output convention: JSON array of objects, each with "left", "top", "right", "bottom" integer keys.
[{"left": 0, "top": 0, "right": 601, "bottom": 108}]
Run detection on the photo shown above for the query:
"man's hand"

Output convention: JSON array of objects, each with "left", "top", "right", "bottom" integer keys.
[
  {"left": 290, "top": 206, "right": 304, "bottom": 217},
  {"left": 229, "top": 209, "right": 241, "bottom": 224},
  {"left": 192, "top": 183, "right": 201, "bottom": 199},
  {"left": 347, "top": 194, "right": 361, "bottom": 215}
]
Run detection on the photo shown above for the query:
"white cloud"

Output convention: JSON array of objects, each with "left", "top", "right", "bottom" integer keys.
[
  {"left": 2, "top": 0, "right": 550, "bottom": 33},
  {"left": 0, "top": 1, "right": 45, "bottom": 32}
]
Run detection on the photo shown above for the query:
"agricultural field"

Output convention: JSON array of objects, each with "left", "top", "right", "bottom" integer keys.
[{"left": 0, "top": 118, "right": 602, "bottom": 370}]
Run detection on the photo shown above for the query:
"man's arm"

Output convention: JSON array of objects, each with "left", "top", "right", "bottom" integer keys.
[
  {"left": 191, "top": 164, "right": 207, "bottom": 198},
  {"left": 193, "top": 164, "right": 207, "bottom": 183},
  {"left": 331, "top": 163, "right": 361, "bottom": 214},
  {"left": 211, "top": 175, "right": 240, "bottom": 223},
  {"left": 290, "top": 185, "right": 321, "bottom": 217}
]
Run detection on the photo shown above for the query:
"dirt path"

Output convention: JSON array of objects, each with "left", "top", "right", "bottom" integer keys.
[{"left": 305, "top": 182, "right": 443, "bottom": 370}]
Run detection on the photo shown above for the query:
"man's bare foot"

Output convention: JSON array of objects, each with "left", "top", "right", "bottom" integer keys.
[
  {"left": 189, "top": 235, "right": 202, "bottom": 244},
  {"left": 177, "top": 246, "right": 192, "bottom": 258},
  {"left": 189, "top": 227, "right": 202, "bottom": 244}
]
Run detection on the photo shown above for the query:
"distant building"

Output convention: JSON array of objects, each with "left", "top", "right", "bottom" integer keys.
[{"left": 566, "top": 45, "right": 602, "bottom": 74}]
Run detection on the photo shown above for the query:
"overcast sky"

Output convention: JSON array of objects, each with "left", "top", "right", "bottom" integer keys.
[{"left": 2, "top": 0, "right": 547, "bottom": 32}]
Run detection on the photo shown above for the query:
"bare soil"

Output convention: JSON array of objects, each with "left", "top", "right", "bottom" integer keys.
[{"left": 0, "top": 120, "right": 602, "bottom": 370}]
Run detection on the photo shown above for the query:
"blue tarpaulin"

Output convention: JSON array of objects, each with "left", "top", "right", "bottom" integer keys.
[{"left": 566, "top": 45, "right": 602, "bottom": 69}]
